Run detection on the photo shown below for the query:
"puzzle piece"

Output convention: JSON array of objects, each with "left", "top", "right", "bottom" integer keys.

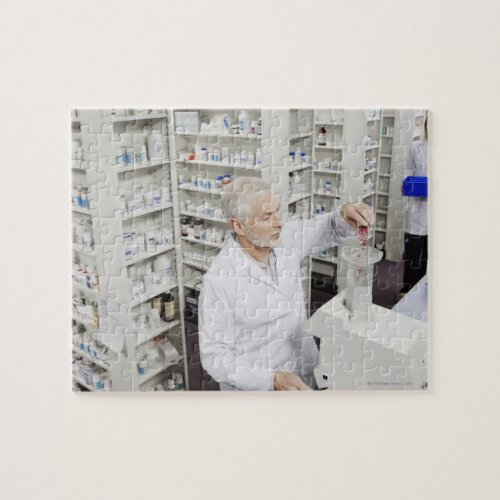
[{"left": 72, "top": 108, "right": 428, "bottom": 392}]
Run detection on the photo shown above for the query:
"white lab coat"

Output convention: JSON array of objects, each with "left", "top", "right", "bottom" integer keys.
[
  {"left": 404, "top": 140, "right": 428, "bottom": 235},
  {"left": 198, "top": 209, "right": 353, "bottom": 390}
]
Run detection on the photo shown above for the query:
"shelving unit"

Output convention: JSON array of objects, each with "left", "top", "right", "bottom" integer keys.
[{"left": 72, "top": 109, "right": 185, "bottom": 391}]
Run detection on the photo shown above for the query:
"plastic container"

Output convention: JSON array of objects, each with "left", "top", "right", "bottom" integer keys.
[{"left": 402, "top": 176, "right": 428, "bottom": 197}]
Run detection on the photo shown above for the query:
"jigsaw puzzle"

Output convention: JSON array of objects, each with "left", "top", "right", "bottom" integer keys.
[{"left": 71, "top": 108, "right": 428, "bottom": 392}]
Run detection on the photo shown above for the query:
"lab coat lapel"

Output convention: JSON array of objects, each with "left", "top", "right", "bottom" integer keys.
[{"left": 228, "top": 235, "right": 288, "bottom": 299}]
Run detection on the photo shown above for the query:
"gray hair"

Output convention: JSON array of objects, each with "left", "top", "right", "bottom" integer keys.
[{"left": 221, "top": 176, "right": 272, "bottom": 221}]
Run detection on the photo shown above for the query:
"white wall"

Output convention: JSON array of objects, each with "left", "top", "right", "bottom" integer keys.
[{"left": 1, "top": 1, "right": 500, "bottom": 499}]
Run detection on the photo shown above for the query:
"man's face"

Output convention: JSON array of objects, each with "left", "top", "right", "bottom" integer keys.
[{"left": 242, "top": 192, "right": 283, "bottom": 248}]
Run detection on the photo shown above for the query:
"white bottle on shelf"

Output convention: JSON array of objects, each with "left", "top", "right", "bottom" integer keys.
[{"left": 238, "top": 110, "right": 250, "bottom": 135}]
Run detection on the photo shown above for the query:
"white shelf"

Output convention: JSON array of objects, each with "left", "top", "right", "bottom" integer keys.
[
  {"left": 377, "top": 191, "right": 390, "bottom": 196},
  {"left": 289, "top": 133, "right": 312, "bottom": 141},
  {"left": 122, "top": 202, "right": 172, "bottom": 220},
  {"left": 72, "top": 281, "right": 101, "bottom": 297},
  {"left": 179, "top": 211, "right": 227, "bottom": 224},
  {"left": 289, "top": 163, "right": 312, "bottom": 173},
  {"left": 177, "top": 159, "right": 262, "bottom": 170},
  {"left": 364, "top": 168, "right": 377, "bottom": 176},
  {"left": 72, "top": 205, "right": 91, "bottom": 215},
  {"left": 116, "top": 159, "right": 171, "bottom": 173},
  {"left": 383, "top": 113, "right": 395, "bottom": 118},
  {"left": 377, "top": 209, "right": 388, "bottom": 215},
  {"left": 366, "top": 117, "right": 381, "bottom": 122},
  {"left": 315, "top": 144, "right": 343, "bottom": 150},
  {"left": 137, "top": 353, "right": 181, "bottom": 385},
  {"left": 129, "top": 281, "right": 178, "bottom": 308},
  {"left": 181, "top": 237, "right": 224, "bottom": 249},
  {"left": 288, "top": 193, "right": 311, "bottom": 203},
  {"left": 313, "top": 191, "right": 339, "bottom": 199},
  {"left": 72, "top": 346, "right": 110, "bottom": 371},
  {"left": 362, "top": 192, "right": 375, "bottom": 200},
  {"left": 179, "top": 184, "right": 223, "bottom": 196},
  {"left": 184, "top": 280, "right": 203, "bottom": 292},
  {"left": 364, "top": 145, "right": 379, "bottom": 151},
  {"left": 315, "top": 121, "right": 343, "bottom": 126},
  {"left": 375, "top": 227, "right": 387, "bottom": 232},
  {"left": 183, "top": 260, "right": 209, "bottom": 271},
  {"left": 381, "top": 135, "right": 393, "bottom": 138},
  {"left": 124, "top": 244, "right": 175, "bottom": 267},
  {"left": 73, "top": 375, "right": 94, "bottom": 391},
  {"left": 312, "top": 169, "right": 342, "bottom": 175},
  {"left": 111, "top": 113, "right": 167, "bottom": 123},
  {"left": 72, "top": 245, "right": 95, "bottom": 257},
  {"left": 176, "top": 132, "right": 262, "bottom": 140},
  {"left": 380, "top": 154, "right": 392, "bottom": 158},
  {"left": 136, "top": 320, "right": 180, "bottom": 346},
  {"left": 72, "top": 315, "right": 97, "bottom": 331},
  {"left": 379, "top": 173, "right": 391, "bottom": 178}
]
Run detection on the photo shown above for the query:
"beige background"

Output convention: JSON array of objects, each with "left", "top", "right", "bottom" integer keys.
[{"left": 1, "top": 1, "right": 499, "bottom": 499}]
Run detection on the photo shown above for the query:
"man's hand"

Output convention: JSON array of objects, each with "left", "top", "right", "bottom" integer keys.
[
  {"left": 274, "top": 371, "right": 312, "bottom": 391},
  {"left": 340, "top": 202, "right": 374, "bottom": 228}
]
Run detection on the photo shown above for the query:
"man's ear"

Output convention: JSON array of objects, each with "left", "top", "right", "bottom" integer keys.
[{"left": 228, "top": 218, "right": 245, "bottom": 236}]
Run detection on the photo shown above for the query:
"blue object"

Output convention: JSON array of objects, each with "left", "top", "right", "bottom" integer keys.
[{"left": 403, "top": 176, "right": 428, "bottom": 197}]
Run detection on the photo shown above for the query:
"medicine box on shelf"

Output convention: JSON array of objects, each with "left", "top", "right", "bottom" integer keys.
[{"left": 402, "top": 176, "right": 427, "bottom": 197}]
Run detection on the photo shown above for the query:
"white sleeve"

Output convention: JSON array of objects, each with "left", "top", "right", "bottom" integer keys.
[
  {"left": 198, "top": 273, "right": 275, "bottom": 391},
  {"left": 283, "top": 207, "right": 355, "bottom": 258}
]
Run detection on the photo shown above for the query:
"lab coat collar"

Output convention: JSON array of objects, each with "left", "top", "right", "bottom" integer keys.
[{"left": 227, "top": 233, "right": 288, "bottom": 298}]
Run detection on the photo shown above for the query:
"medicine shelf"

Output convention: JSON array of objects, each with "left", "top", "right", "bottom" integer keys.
[
  {"left": 129, "top": 281, "right": 178, "bottom": 308},
  {"left": 72, "top": 346, "right": 110, "bottom": 371},
  {"left": 381, "top": 135, "right": 393, "bottom": 138},
  {"left": 288, "top": 163, "right": 312, "bottom": 173},
  {"left": 312, "top": 169, "right": 342, "bottom": 175},
  {"left": 376, "top": 208, "right": 388, "bottom": 215},
  {"left": 184, "top": 280, "right": 203, "bottom": 292},
  {"left": 175, "top": 131, "right": 262, "bottom": 140},
  {"left": 137, "top": 353, "right": 182, "bottom": 386},
  {"left": 111, "top": 112, "right": 167, "bottom": 123},
  {"left": 375, "top": 227, "right": 387, "bottom": 232},
  {"left": 362, "top": 192, "right": 375, "bottom": 200},
  {"left": 289, "top": 133, "right": 312, "bottom": 141},
  {"left": 116, "top": 159, "right": 172, "bottom": 174},
  {"left": 124, "top": 244, "right": 176, "bottom": 267},
  {"left": 122, "top": 202, "right": 172, "bottom": 220},
  {"left": 72, "top": 205, "right": 91, "bottom": 215},
  {"left": 179, "top": 184, "right": 223, "bottom": 196},
  {"left": 314, "top": 144, "right": 343, "bottom": 150},
  {"left": 315, "top": 121, "right": 344, "bottom": 126},
  {"left": 72, "top": 314, "right": 98, "bottom": 331},
  {"left": 364, "top": 168, "right": 377, "bottom": 176},
  {"left": 378, "top": 173, "right": 391, "bottom": 178},
  {"left": 364, "top": 145, "right": 379, "bottom": 151},
  {"left": 383, "top": 113, "right": 395, "bottom": 118},
  {"left": 181, "top": 237, "right": 225, "bottom": 249},
  {"left": 73, "top": 375, "right": 95, "bottom": 391},
  {"left": 72, "top": 281, "right": 101, "bottom": 297},
  {"left": 179, "top": 211, "right": 227, "bottom": 224},
  {"left": 380, "top": 154, "right": 392, "bottom": 158},
  {"left": 177, "top": 159, "right": 262, "bottom": 170},
  {"left": 72, "top": 165, "right": 86, "bottom": 171},
  {"left": 183, "top": 260, "right": 209, "bottom": 272},
  {"left": 366, "top": 117, "right": 381, "bottom": 122},
  {"left": 136, "top": 319, "right": 180, "bottom": 347},
  {"left": 72, "top": 245, "right": 95, "bottom": 257},
  {"left": 288, "top": 193, "right": 311, "bottom": 203},
  {"left": 377, "top": 191, "right": 390, "bottom": 196},
  {"left": 313, "top": 191, "right": 340, "bottom": 198}
]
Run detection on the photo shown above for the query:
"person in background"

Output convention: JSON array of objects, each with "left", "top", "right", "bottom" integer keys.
[
  {"left": 198, "top": 177, "right": 373, "bottom": 391},
  {"left": 397, "top": 115, "right": 428, "bottom": 301}
]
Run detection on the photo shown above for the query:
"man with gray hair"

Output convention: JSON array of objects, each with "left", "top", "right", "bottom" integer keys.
[{"left": 199, "top": 176, "right": 373, "bottom": 390}]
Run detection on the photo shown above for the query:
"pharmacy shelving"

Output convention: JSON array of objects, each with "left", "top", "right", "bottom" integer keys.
[
  {"left": 72, "top": 346, "right": 110, "bottom": 371},
  {"left": 72, "top": 109, "right": 185, "bottom": 391}
]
